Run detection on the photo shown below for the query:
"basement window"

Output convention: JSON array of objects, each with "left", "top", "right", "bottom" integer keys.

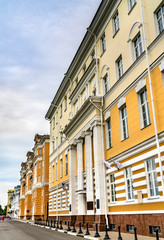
[
  {"left": 127, "top": 224, "right": 134, "bottom": 232},
  {"left": 149, "top": 226, "right": 161, "bottom": 235}
]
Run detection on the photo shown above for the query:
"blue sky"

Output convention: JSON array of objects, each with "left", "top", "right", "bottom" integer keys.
[{"left": 0, "top": 0, "right": 101, "bottom": 207}]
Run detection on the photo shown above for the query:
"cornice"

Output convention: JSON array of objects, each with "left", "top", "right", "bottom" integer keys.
[{"left": 63, "top": 96, "right": 102, "bottom": 137}]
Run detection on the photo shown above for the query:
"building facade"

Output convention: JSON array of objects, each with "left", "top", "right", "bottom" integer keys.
[
  {"left": 10, "top": 185, "right": 21, "bottom": 218},
  {"left": 19, "top": 134, "right": 50, "bottom": 220},
  {"left": 45, "top": 0, "right": 164, "bottom": 237},
  {"left": 6, "top": 189, "right": 14, "bottom": 217}
]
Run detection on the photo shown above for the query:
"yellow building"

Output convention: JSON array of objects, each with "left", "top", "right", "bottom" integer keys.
[
  {"left": 7, "top": 189, "right": 14, "bottom": 216},
  {"left": 19, "top": 134, "right": 49, "bottom": 220},
  {"left": 45, "top": 0, "right": 164, "bottom": 237}
]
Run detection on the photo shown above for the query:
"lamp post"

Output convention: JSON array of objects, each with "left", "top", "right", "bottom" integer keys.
[{"left": 87, "top": 27, "right": 99, "bottom": 96}]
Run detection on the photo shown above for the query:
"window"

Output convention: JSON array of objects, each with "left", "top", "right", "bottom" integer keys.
[
  {"left": 60, "top": 192, "right": 63, "bottom": 208},
  {"left": 56, "top": 137, "right": 58, "bottom": 148},
  {"left": 52, "top": 195, "right": 54, "bottom": 211},
  {"left": 64, "top": 96, "right": 67, "bottom": 111},
  {"left": 60, "top": 133, "right": 62, "bottom": 144},
  {"left": 133, "top": 33, "right": 143, "bottom": 60},
  {"left": 29, "top": 185, "right": 31, "bottom": 190},
  {"left": 91, "top": 50, "right": 95, "bottom": 60},
  {"left": 146, "top": 158, "right": 159, "bottom": 197},
  {"left": 110, "top": 174, "right": 116, "bottom": 202},
  {"left": 65, "top": 154, "right": 68, "bottom": 175},
  {"left": 103, "top": 74, "right": 109, "bottom": 94},
  {"left": 60, "top": 158, "right": 63, "bottom": 178},
  {"left": 116, "top": 56, "right": 123, "bottom": 79},
  {"left": 52, "top": 140, "right": 55, "bottom": 152},
  {"left": 127, "top": 225, "right": 135, "bottom": 232},
  {"left": 66, "top": 189, "right": 68, "bottom": 207},
  {"left": 60, "top": 104, "right": 62, "bottom": 118},
  {"left": 100, "top": 33, "right": 106, "bottom": 55},
  {"left": 82, "top": 64, "right": 86, "bottom": 74},
  {"left": 75, "top": 78, "right": 78, "bottom": 87},
  {"left": 113, "top": 11, "right": 119, "bottom": 35},
  {"left": 56, "top": 161, "right": 58, "bottom": 181},
  {"left": 156, "top": 4, "right": 164, "bottom": 34},
  {"left": 52, "top": 165, "right": 54, "bottom": 182},
  {"left": 39, "top": 162, "right": 41, "bottom": 169},
  {"left": 92, "top": 88, "right": 96, "bottom": 96},
  {"left": 140, "top": 89, "right": 150, "bottom": 128},
  {"left": 121, "top": 105, "right": 129, "bottom": 140},
  {"left": 39, "top": 148, "right": 41, "bottom": 155},
  {"left": 110, "top": 224, "right": 116, "bottom": 231},
  {"left": 128, "top": 0, "right": 136, "bottom": 11},
  {"left": 56, "top": 111, "right": 58, "bottom": 124},
  {"left": 38, "top": 175, "right": 41, "bottom": 182},
  {"left": 106, "top": 118, "right": 112, "bottom": 149},
  {"left": 125, "top": 166, "right": 134, "bottom": 200},
  {"left": 149, "top": 226, "right": 161, "bottom": 235},
  {"left": 53, "top": 117, "right": 55, "bottom": 129}
]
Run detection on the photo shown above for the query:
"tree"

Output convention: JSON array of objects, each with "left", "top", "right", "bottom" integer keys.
[{"left": 0, "top": 205, "right": 7, "bottom": 216}]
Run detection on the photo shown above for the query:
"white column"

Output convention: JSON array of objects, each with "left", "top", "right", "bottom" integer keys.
[
  {"left": 69, "top": 144, "right": 77, "bottom": 215},
  {"left": 85, "top": 131, "right": 94, "bottom": 214},
  {"left": 93, "top": 124, "right": 105, "bottom": 214},
  {"left": 77, "top": 139, "right": 86, "bottom": 215}
]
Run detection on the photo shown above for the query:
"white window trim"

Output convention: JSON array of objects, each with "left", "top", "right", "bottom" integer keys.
[
  {"left": 113, "top": 11, "right": 119, "bottom": 35},
  {"left": 52, "top": 165, "right": 54, "bottom": 183},
  {"left": 60, "top": 158, "right": 63, "bottom": 178},
  {"left": 125, "top": 166, "right": 134, "bottom": 200},
  {"left": 116, "top": 55, "right": 123, "bottom": 80},
  {"left": 105, "top": 115, "right": 112, "bottom": 149},
  {"left": 56, "top": 161, "right": 58, "bottom": 181},
  {"left": 154, "top": 3, "right": 164, "bottom": 36},
  {"left": 103, "top": 73, "right": 109, "bottom": 95},
  {"left": 65, "top": 154, "right": 68, "bottom": 176},
  {"left": 145, "top": 158, "right": 160, "bottom": 198},
  {"left": 127, "top": 0, "right": 136, "bottom": 13},
  {"left": 60, "top": 192, "right": 63, "bottom": 208},
  {"left": 100, "top": 33, "right": 106, "bottom": 55},
  {"left": 110, "top": 173, "right": 116, "bottom": 203}
]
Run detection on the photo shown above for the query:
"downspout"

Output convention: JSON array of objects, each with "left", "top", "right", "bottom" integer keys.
[
  {"left": 139, "top": 0, "right": 164, "bottom": 194},
  {"left": 89, "top": 98, "right": 109, "bottom": 228}
]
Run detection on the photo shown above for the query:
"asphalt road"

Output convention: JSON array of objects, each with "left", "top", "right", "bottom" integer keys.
[{"left": 0, "top": 220, "right": 84, "bottom": 240}]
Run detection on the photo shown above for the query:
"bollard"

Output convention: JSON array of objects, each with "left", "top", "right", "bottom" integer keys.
[
  {"left": 56, "top": 220, "right": 59, "bottom": 229},
  {"left": 134, "top": 227, "right": 138, "bottom": 240},
  {"left": 94, "top": 223, "right": 100, "bottom": 238},
  {"left": 67, "top": 221, "right": 71, "bottom": 231},
  {"left": 72, "top": 221, "right": 77, "bottom": 232},
  {"left": 118, "top": 226, "right": 123, "bottom": 240},
  {"left": 85, "top": 223, "right": 90, "bottom": 235},
  {"left": 60, "top": 220, "right": 63, "bottom": 229},
  {"left": 53, "top": 220, "right": 56, "bottom": 228},
  {"left": 104, "top": 225, "right": 110, "bottom": 239},
  {"left": 78, "top": 222, "right": 83, "bottom": 234},
  {"left": 155, "top": 228, "right": 159, "bottom": 240}
]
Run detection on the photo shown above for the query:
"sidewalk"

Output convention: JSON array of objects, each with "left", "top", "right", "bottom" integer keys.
[{"left": 28, "top": 221, "right": 164, "bottom": 240}]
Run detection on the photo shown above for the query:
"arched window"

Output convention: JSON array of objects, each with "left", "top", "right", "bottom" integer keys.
[
  {"left": 128, "top": 22, "right": 144, "bottom": 63},
  {"left": 100, "top": 65, "right": 110, "bottom": 95}
]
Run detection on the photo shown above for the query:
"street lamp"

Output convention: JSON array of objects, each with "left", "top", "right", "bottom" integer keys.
[{"left": 86, "top": 27, "right": 99, "bottom": 96}]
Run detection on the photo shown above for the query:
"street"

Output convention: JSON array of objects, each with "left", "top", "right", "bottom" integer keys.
[{"left": 0, "top": 220, "right": 83, "bottom": 240}]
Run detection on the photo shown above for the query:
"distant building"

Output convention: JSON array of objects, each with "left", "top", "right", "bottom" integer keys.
[
  {"left": 6, "top": 189, "right": 14, "bottom": 217},
  {"left": 45, "top": 0, "right": 164, "bottom": 237},
  {"left": 10, "top": 185, "right": 21, "bottom": 218},
  {"left": 19, "top": 134, "right": 50, "bottom": 220}
]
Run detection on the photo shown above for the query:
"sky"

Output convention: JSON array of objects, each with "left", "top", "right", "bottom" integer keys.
[{"left": 0, "top": 0, "right": 101, "bottom": 208}]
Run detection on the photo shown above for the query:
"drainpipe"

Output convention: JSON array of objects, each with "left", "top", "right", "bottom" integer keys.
[
  {"left": 139, "top": 0, "right": 164, "bottom": 194},
  {"left": 89, "top": 98, "right": 109, "bottom": 228}
]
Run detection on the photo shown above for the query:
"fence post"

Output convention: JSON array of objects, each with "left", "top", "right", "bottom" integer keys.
[
  {"left": 78, "top": 222, "right": 83, "bottom": 234},
  {"left": 155, "top": 228, "right": 159, "bottom": 240},
  {"left": 118, "top": 226, "right": 123, "bottom": 240},
  {"left": 94, "top": 223, "right": 100, "bottom": 237},
  {"left": 104, "top": 224, "right": 110, "bottom": 239},
  {"left": 67, "top": 221, "right": 71, "bottom": 231},
  {"left": 85, "top": 223, "right": 90, "bottom": 235},
  {"left": 134, "top": 227, "right": 138, "bottom": 240}
]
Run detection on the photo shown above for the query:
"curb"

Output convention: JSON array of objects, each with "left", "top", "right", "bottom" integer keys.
[{"left": 30, "top": 223, "right": 100, "bottom": 240}]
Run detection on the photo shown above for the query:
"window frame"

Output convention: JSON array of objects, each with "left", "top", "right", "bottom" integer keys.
[
  {"left": 64, "top": 96, "right": 67, "bottom": 111},
  {"left": 133, "top": 33, "right": 143, "bottom": 60},
  {"left": 106, "top": 117, "right": 112, "bottom": 149},
  {"left": 128, "top": 0, "right": 136, "bottom": 13},
  {"left": 52, "top": 164, "right": 54, "bottom": 183},
  {"left": 56, "top": 161, "right": 58, "bottom": 181},
  {"left": 60, "top": 158, "right": 63, "bottom": 178},
  {"left": 146, "top": 158, "right": 159, "bottom": 198},
  {"left": 113, "top": 11, "right": 119, "bottom": 36},
  {"left": 100, "top": 33, "right": 106, "bottom": 55},
  {"left": 120, "top": 105, "right": 129, "bottom": 141},
  {"left": 155, "top": 3, "right": 164, "bottom": 35},
  {"left": 65, "top": 154, "right": 68, "bottom": 176},
  {"left": 125, "top": 166, "right": 134, "bottom": 200},
  {"left": 103, "top": 73, "right": 109, "bottom": 95},
  {"left": 116, "top": 55, "right": 123, "bottom": 79},
  {"left": 110, "top": 173, "right": 116, "bottom": 203},
  {"left": 139, "top": 88, "right": 150, "bottom": 128}
]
